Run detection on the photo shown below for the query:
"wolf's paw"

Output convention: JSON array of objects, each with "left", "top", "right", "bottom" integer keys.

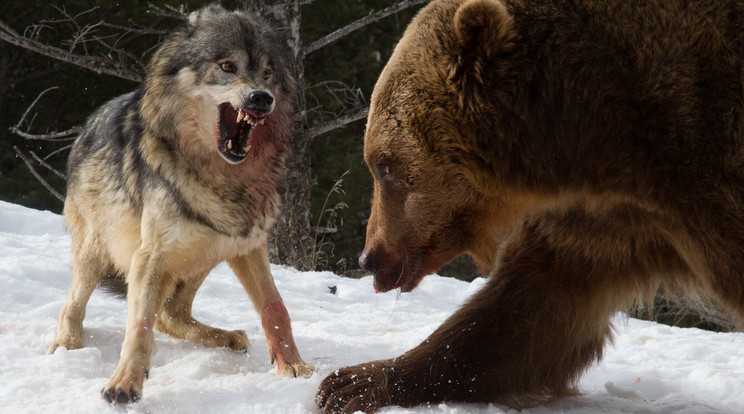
[
  {"left": 224, "top": 329, "right": 250, "bottom": 352},
  {"left": 276, "top": 360, "right": 315, "bottom": 378},
  {"left": 47, "top": 336, "right": 83, "bottom": 355},
  {"left": 188, "top": 327, "right": 250, "bottom": 351},
  {"left": 101, "top": 362, "right": 149, "bottom": 405},
  {"left": 102, "top": 385, "right": 141, "bottom": 405}
]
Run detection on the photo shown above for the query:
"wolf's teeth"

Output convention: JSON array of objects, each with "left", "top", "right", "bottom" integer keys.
[
  {"left": 259, "top": 118, "right": 265, "bottom": 125},
  {"left": 247, "top": 117, "right": 254, "bottom": 126},
  {"left": 227, "top": 140, "right": 233, "bottom": 150},
  {"left": 243, "top": 144, "right": 252, "bottom": 153},
  {"left": 236, "top": 110, "right": 245, "bottom": 123}
]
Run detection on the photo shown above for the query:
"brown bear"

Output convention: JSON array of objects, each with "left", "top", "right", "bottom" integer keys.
[{"left": 317, "top": 0, "right": 744, "bottom": 412}]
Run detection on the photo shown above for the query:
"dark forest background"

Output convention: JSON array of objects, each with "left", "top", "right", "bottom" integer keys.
[
  {"left": 0, "top": 0, "right": 478, "bottom": 280},
  {"left": 2, "top": 0, "right": 733, "bottom": 331}
]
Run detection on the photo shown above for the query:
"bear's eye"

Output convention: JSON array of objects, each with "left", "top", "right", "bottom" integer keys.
[
  {"left": 219, "top": 61, "right": 237, "bottom": 73},
  {"left": 375, "top": 163, "right": 391, "bottom": 179}
]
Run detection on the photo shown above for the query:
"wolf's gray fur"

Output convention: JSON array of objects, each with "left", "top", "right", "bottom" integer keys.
[{"left": 49, "top": 5, "right": 314, "bottom": 405}]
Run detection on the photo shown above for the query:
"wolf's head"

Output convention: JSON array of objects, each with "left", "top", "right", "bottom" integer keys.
[{"left": 141, "top": 5, "right": 295, "bottom": 165}]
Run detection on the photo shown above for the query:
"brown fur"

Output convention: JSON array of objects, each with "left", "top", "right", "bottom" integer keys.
[
  {"left": 47, "top": 6, "right": 313, "bottom": 405},
  {"left": 317, "top": 0, "right": 744, "bottom": 411}
]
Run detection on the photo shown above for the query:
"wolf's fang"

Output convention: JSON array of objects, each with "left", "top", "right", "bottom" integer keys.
[
  {"left": 236, "top": 110, "right": 245, "bottom": 123},
  {"left": 227, "top": 140, "right": 233, "bottom": 150}
]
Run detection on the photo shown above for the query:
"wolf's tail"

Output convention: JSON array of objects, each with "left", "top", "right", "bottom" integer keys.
[{"left": 98, "top": 273, "right": 128, "bottom": 299}]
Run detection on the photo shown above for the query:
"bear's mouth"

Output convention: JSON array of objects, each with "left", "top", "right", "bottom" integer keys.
[
  {"left": 374, "top": 265, "right": 424, "bottom": 293},
  {"left": 371, "top": 240, "right": 452, "bottom": 294},
  {"left": 217, "top": 103, "right": 266, "bottom": 164},
  {"left": 372, "top": 246, "right": 429, "bottom": 293}
]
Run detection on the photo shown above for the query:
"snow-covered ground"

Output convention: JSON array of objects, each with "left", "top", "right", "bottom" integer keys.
[{"left": 1, "top": 199, "right": 743, "bottom": 414}]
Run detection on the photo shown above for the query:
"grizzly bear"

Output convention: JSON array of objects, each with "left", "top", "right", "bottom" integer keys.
[{"left": 317, "top": 0, "right": 744, "bottom": 412}]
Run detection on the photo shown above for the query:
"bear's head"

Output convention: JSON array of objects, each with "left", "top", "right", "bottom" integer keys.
[{"left": 359, "top": 0, "right": 526, "bottom": 292}]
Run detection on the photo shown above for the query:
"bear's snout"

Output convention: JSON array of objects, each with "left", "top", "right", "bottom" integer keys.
[
  {"left": 358, "top": 249, "right": 378, "bottom": 274},
  {"left": 359, "top": 247, "right": 406, "bottom": 292},
  {"left": 359, "top": 245, "right": 425, "bottom": 293}
]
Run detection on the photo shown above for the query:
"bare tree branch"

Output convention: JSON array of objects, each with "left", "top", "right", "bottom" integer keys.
[
  {"left": 310, "top": 80, "right": 365, "bottom": 109},
  {"left": 0, "top": 19, "right": 143, "bottom": 82},
  {"left": 11, "top": 127, "right": 80, "bottom": 141},
  {"left": 147, "top": 3, "right": 190, "bottom": 20},
  {"left": 303, "top": 0, "right": 429, "bottom": 57},
  {"left": 42, "top": 144, "right": 74, "bottom": 162},
  {"left": 13, "top": 146, "right": 65, "bottom": 202},
  {"left": 306, "top": 105, "right": 369, "bottom": 140},
  {"left": 10, "top": 86, "right": 82, "bottom": 141},
  {"left": 305, "top": 80, "right": 366, "bottom": 126},
  {"left": 13, "top": 86, "right": 57, "bottom": 128},
  {"left": 30, "top": 151, "right": 66, "bottom": 179},
  {"left": 314, "top": 226, "right": 338, "bottom": 234},
  {"left": 101, "top": 21, "right": 168, "bottom": 36},
  {"left": 47, "top": 5, "right": 100, "bottom": 55}
]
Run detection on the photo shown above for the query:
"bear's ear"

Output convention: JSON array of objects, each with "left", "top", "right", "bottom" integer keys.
[{"left": 450, "top": 0, "right": 515, "bottom": 110}]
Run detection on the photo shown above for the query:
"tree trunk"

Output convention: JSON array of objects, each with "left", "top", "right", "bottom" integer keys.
[{"left": 256, "top": 0, "right": 315, "bottom": 270}]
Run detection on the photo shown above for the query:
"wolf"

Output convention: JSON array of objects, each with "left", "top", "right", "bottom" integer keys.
[{"left": 47, "top": 5, "right": 314, "bottom": 405}]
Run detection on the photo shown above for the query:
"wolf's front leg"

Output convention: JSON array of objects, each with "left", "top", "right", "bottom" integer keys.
[
  {"left": 229, "top": 243, "right": 315, "bottom": 378},
  {"left": 102, "top": 245, "right": 168, "bottom": 405}
]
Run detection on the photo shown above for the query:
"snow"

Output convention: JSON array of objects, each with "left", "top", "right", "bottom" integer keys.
[{"left": 1, "top": 199, "right": 743, "bottom": 414}]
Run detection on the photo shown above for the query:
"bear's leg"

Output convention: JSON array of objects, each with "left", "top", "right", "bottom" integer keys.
[
  {"left": 318, "top": 217, "right": 643, "bottom": 413},
  {"left": 704, "top": 268, "right": 744, "bottom": 329}
]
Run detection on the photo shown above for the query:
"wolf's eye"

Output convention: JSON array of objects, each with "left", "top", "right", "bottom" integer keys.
[
  {"left": 220, "top": 61, "right": 237, "bottom": 73},
  {"left": 262, "top": 68, "right": 274, "bottom": 80}
]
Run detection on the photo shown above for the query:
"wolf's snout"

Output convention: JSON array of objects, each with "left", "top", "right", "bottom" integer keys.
[{"left": 246, "top": 90, "right": 274, "bottom": 114}]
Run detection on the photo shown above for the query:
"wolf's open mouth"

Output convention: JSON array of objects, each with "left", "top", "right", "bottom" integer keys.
[{"left": 218, "top": 103, "right": 266, "bottom": 164}]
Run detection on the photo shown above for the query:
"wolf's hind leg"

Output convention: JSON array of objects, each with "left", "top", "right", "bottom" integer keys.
[
  {"left": 229, "top": 242, "right": 315, "bottom": 378},
  {"left": 155, "top": 270, "right": 250, "bottom": 351},
  {"left": 49, "top": 210, "right": 107, "bottom": 354}
]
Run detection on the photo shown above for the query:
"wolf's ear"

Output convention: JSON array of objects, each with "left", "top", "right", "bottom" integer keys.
[
  {"left": 187, "top": 4, "right": 226, "bottom": 27},
  {"left": 449, "top": 0, "right": 515, "bottom": 111},
  {"left": 187, "top": 10, "right": 200, "bottom": 25}
]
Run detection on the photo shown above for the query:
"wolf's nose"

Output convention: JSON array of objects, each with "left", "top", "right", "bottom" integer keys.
[{"left": 247, "top": 90, "right": 274, "bottom": 113}]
